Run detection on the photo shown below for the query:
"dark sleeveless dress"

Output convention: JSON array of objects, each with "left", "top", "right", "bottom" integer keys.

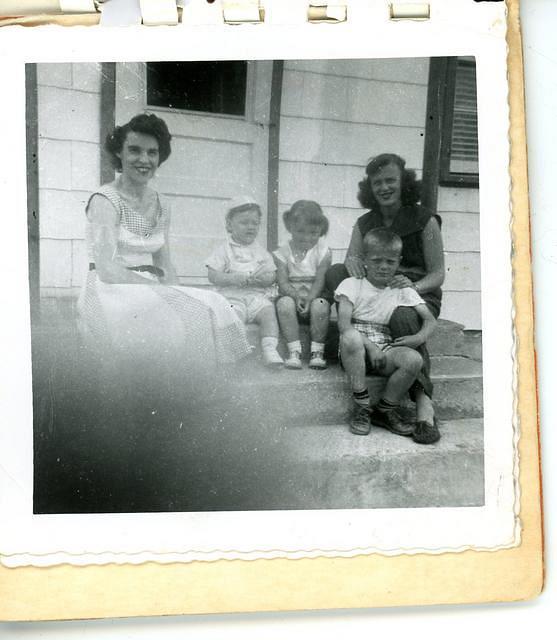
[{"left": 356, "top": 204, "right": 442, "bottom": 317}]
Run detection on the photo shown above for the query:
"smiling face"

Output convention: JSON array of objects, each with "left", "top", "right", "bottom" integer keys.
[
  {"left": 227, "top": 208, "right": 261, "bottom": 245},
  {"left": 369, "top": 162, "right": 402, "bottom": 211},
  {"left": 364, "top": 243, "right": 401, "bottom": 288},
  {"left": 117, "top": 131, "right": 160, "bottom": 185},
  {"left": 289, "top": 221, "right": 322, "bottom": 252}
]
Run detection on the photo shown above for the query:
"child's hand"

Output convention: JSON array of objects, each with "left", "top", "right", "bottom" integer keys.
[
  {"left": 392, "top": 334, "right": 424, "bottom": 349},
  {"left": 364, "top": 342, "right": 386, "bottom": 370},
  {"left": 235, "top": 273, "right": 250, "bottom": 287},
  {"left": 296, "top": 294, "right": 309, "bottom": 315}
]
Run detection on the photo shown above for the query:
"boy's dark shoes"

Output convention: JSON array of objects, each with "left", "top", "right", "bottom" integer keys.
[
  {"left": 413, "top": 419, "right": 441, "bottom": 444},
  {"left": 369, "top": 408, "right": 414, "bottom": 436},
  {"left": 350, "top": 403, "right": 371, "bottom": 435}
]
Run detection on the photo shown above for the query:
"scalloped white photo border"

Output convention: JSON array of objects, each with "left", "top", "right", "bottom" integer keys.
[{"left": 0, "top": 0, "right": 519, "bottom": 567}]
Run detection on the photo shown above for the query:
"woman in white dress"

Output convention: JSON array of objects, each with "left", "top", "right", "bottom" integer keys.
[{"left": 78, "top": 113, "right": 251, "bottom": 383}]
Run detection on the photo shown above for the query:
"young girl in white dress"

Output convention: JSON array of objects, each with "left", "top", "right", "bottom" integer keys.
[{"left": 273, "top": 200, "right": 332, "bottom": 369}]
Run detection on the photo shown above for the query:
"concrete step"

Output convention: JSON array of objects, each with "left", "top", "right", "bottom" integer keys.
[
  {"left": 217, "top": 418, "right": 485, "bottom": 510},
  {"left": 226, "top": 355, "right": 483, "bottom": 425}
]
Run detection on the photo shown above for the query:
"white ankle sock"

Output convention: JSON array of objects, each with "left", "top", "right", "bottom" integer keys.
[
  {"left": 261, "top": 336, "right": 278, "bottom": 352},
  {"left": 287, "top": 340, "right": 302, "bottom": 354},
  {"left": 311, "top": 341, "right": 324, "bottom": 353}
]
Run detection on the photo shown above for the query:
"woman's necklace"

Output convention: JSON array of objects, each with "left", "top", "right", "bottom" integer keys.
[{"left": 291, "top": 244, "right": 308, "bottom": 262}]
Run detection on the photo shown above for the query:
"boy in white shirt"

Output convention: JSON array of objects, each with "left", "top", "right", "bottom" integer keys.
[
  {"left": 206, "top": 196, "right": 283, "bottom": 368},
  {"left": 335, "top": 228, "right": 439, "bottom": 443}
]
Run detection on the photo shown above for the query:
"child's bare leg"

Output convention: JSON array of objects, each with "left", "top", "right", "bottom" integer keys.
[
  {"left": 255, "top": 304, "right": 279, "bottom": 338},
  {"left": 309, "top": 298, "right": 330, "bottom": 344},
  {"left": 368, "top": 346, "right": 422, "bottom": 437},
  {"left": 309, "top": 298, "right": 330, "bottom": 369},
  {"left": 276, "top": 296, "right": 302, "bottom": 368},
  {"left": 340, "top": 329, "right": 367, "bottom": 394},
  {"left": 382, "top": 347, "right": 423, "bottom": 403},
  {"left": 340, "top": 329, "right": 370, "bottom": 435},
  {"left": 276, "top": 296, "right": 299, "bottom": 343},
  {"left": 255, "top": 304, "right": 283, "bottom": 367}
]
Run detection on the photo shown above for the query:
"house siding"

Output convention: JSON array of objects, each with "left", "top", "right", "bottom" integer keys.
[
  {"left": 437, "top": 186, "right": 481, "bottom": 329},
  {"left": 37, "top": 63, "right": 102, "bottom": 296},
  {"left": 277, "top": 58, "right": 429, "bottom": 263},
  {"left": 277, "top": 58, "right": 481, "bottom": 329},
  {"left": 35, "top": 59, "right": 481, "bottom": 329}
]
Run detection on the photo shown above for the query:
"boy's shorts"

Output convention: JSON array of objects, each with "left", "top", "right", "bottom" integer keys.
[
  {"left": 225, "top": 290, "right": 273, "bottom": 324},
  {"left": 339, "top": 320, "right": 393, "bottom": 374}
]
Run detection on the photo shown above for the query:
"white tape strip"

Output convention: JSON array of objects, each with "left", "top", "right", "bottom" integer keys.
[
  {"left": 139, "top": 0, "right": 178, "bottom": 25},
  {"left": 389, "top": 3, "right": 430, "bottom": 20},
  {"left": 308, "top": 3, "right": 347, "bottom": 23},
  {"left": 180, "top": 0, "right": 224, "bottom": 26},
  {"left": 0, "top": 0, "right": 96, "bottom": 15},
  {"left": 100, "top": 0, "right": 142, "bottom": 26},
  {"left": 264, "top": 0, "right": 307, "bottom": 25},
  {"left": 59, "top": 0, "right": 96, "bottom": 12},
  {"left": 223, "top": 1, "right": 263, "bottom": 24}
]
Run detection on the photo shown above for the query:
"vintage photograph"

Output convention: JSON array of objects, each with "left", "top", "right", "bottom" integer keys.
[{"left": 27, "top": 57, "right": 483, "bottom": 515}]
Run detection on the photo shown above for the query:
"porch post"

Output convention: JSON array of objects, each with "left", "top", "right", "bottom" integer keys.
[
  {"left": 26, "top": 63, "right": 40, "bottom": 324},
  {"left": 421, "top": 57, "right": 448, "bottom": 214},
  {"left": 100, "top": 62, "right": 116, "bottom": 185},
  {"left": 267, "top": 60, "right": 284, "bottom": 250}
]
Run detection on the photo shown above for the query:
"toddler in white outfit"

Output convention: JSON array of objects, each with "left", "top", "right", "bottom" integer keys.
[{"left": 206, "top": 196, "right": 283, "bottom": 368}]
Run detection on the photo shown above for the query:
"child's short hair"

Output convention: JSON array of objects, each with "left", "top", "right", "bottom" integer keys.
[
  {"left": 225, "top": 195, "right": 262, "bottom": 226},
  {"left": 283, "top": 200, "right": 329, "bottom": 236},
  {"left": 363, "top": 228, "right": 403, "bottom": 254}
]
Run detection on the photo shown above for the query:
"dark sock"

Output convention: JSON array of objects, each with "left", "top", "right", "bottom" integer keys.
[
  {"left": 353, "top": 389, "right": 370, "bottom": 408},
  {"left": 376, "top": 397, "right": 398, "bottom": 413}
]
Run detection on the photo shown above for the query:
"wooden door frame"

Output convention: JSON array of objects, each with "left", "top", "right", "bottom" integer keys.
[
  {"left": 266, "top": 60, "right": 283, "bottom": 250},
  {"left": 100, "top": 62, "right": 117, "bottom": 185},
  {"left": 26, "top": 63, "right": 40, "bottom": 324}
]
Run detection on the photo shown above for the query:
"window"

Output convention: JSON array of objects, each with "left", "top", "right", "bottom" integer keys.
[
  {"left": 440, "top": 57, "right": 479, "bottom": 187},
  {"left": 146, "top": 61, "right": 248, "bottom": 116}
]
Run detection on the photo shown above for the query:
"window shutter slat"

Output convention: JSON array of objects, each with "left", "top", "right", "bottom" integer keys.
[{"left": 449, "top": 60, "right": 479, "bottom": 172}]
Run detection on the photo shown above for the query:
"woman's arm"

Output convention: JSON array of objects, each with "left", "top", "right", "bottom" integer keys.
[
  {"left": 153, "top": 222, "right": 179, "bottom": 285},
  {"left": 306, "top": 250, "right": 333, "bottom": 301},
  {"left": 389, "top": 218, "right": 445, "bottom": 292},
  {"left": 344, "top": 225, "right": 367, "bottom": 278},
  {"left": 415, "top": 217, "right": 445, "bottom": 294},
  {"left": 89, "top": 196, "right": 154, "bottom": 285},
  {"left": 392, "top": 304, "right": 437, "bottom": 348}
]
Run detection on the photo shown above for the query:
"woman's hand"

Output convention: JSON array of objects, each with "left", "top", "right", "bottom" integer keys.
[
  {"left": 388, "top": 274, "right": 414, "bottom": 289},
  {"left": 392, "top": 334, "right": 424, "bottom": 349},
  {"left": 345, "top": 256, "right": 366, "bottom": 279}
]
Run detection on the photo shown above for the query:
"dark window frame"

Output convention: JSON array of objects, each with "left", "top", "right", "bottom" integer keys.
[
  {"left": 145, "top": 61, "right": 249, "bottom": 120},
  {"left": 439, "top": 57, "right": 479, "bottom": 188}
]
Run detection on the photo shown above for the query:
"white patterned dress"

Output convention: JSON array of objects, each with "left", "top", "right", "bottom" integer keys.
[{"left": 77, "top": 184, "right": 251, "bottom": 371}]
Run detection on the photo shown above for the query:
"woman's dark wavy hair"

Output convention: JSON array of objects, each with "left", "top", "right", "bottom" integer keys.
[
  {"left": 105, "top": 113, "right": 172, "bottom": 172},
  {"left": 283, "top": 200, "right": 329, "bottom": 236},
  {"left": 357, "top": 153, "right": 421, "bottom": 210}
]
